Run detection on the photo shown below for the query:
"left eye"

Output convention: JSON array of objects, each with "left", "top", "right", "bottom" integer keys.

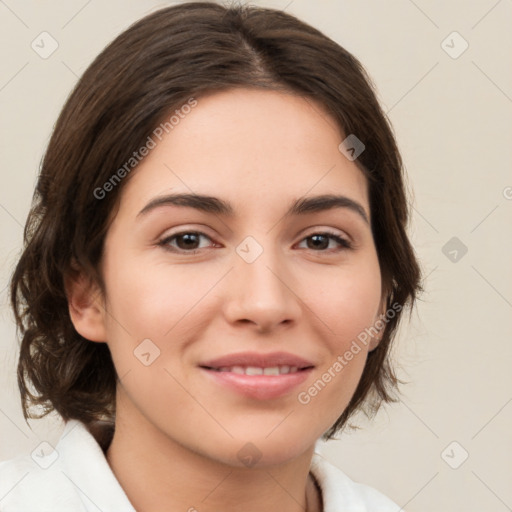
[{"left": 297, "top": 232, "right": 351, "bottom": 251}]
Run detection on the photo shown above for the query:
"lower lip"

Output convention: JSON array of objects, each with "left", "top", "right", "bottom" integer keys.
[{"left": 200, "top": 367, "right": 313, "bottom": 400}]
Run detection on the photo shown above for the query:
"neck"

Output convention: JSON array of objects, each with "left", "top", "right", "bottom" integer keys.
[{"left": 105, "top": 400, "right": 322, "bottom": 512}]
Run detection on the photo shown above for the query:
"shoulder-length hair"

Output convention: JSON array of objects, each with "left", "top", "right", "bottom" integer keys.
[{"left": 11, "top": 1, "right": 421, "bottom": 439}]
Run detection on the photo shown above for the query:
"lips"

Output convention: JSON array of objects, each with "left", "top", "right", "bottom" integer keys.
[
  {"left": 212, "top": 365, "right": 300, "bottom": 375},
  {"left": 199, "top": 351, "right": 315, "bottom": 400},
  {"left": 199, "top": 351, "right": 315, "bottom": 371}
]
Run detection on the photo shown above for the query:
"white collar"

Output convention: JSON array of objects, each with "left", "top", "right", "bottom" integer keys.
[{"left": 0, "top": 419, "right": 401, "bottom": 511}]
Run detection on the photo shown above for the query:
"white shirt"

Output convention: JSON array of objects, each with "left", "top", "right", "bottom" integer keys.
[{"left": 0, "top": 419, "right": 402, "bottom": 511}]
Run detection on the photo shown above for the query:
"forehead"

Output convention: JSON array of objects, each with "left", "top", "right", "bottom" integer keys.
[{"left": 118, "top": 88, "right": 369, "bottom": 220}]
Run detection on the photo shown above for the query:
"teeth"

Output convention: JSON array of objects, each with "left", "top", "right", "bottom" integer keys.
[
  {"left": 215, "top": 365, "right": 301, "bottom": 375},
  {"left": 246, "top": 366, "right": 263, "bottom": 375}
]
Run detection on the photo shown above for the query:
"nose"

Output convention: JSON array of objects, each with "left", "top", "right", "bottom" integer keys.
[{"left": 222, "top": 244, "right": 302, "bottom": 334}]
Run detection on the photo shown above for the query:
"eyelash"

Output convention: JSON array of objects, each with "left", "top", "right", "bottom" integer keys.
[{"left": 157, "top": 230, "right": 353, "bottom": 254}]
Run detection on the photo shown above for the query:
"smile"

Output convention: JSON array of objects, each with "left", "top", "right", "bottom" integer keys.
[
  {"left": 206, "top": 365, "right": 304, "bottom": 375},
  {"left": 198, "top": 351, "right": 315, "bottom": 400}
]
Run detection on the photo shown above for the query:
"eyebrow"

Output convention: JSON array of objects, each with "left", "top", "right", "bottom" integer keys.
[{"left": 137, "top": 193, "right": 370, "bottom": 224}]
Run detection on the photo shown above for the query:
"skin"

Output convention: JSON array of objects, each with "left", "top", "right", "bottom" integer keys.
[{"left": 68, "top": 87, "right": 385, "bottom": 512}]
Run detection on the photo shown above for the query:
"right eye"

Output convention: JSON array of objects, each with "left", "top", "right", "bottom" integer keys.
[{"left": 158, "top": 231, "right": 219, "bottom": 254}]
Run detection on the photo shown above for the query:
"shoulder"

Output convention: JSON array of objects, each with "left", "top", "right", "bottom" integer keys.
[
  {"left": 310, "top": 453, "right": 403, "bottom": 511},
  {"left": 0, "top": 451, "right": 83, "bottom": 511},
  {"left": 0, "top": 420, "right": 134, "bottom": 512}
]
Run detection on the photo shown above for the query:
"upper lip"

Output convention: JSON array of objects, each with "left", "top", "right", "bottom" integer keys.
[{"left": 199, "top": 351, "right": 315, "bottom": 369}]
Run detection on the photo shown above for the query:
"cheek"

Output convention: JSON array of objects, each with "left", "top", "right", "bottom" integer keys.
[
  {"left": 298, "top": 255, "right": 381, "bottom": 412},
  {"left": 102, "top": 254, "right": 215, "bottom": 338},
  {"left": 308, "top": 256, "right": 382, "bottom": 347},
  {"left": 99, "top": 252, "right": 228, "bottom": 386}
]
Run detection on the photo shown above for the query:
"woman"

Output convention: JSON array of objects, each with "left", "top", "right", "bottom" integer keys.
[{"left": 0, "top": 2, "right": 421, "bottom": 511}]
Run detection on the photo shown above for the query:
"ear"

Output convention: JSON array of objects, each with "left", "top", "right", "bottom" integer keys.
[
  {"left": 64, "top": 264, "right": 107, "bottom": 343},
  {"left": 368, "top": 294, "right": 388, "bottom": 352}
]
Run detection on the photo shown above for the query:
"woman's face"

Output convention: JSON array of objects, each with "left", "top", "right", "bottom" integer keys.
[{"left": 93, "top": 88, "right": 384, "bottom": 466}]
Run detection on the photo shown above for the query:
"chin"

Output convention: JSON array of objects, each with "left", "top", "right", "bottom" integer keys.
[{"left": 223, "top": 426, "right": 319, "bottom": 469}]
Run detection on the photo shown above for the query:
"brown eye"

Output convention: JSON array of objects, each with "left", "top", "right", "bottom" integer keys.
[
  {"left": 174, "top": 233, "right": 201, "bottom": 250},
  {"left": 299, "top": 232, "right": 352, "bottom": 251},
  {"left": 159, "top": 231, "right": 214, "bottom": 253}
]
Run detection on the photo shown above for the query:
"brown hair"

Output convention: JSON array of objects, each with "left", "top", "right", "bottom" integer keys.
[{"left": 10, "top": 1, "right": 421, "bottom": 439}]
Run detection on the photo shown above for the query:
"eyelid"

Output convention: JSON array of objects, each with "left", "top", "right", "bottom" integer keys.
[
  {"left": 302, "top": 225, "right": 349, "bottom": 237},
  {"left": 157, "top": 224, "right": 217, "bottom": 242},
  {"left": 297, "top": 225, "right": 353, "bottom": 244}
]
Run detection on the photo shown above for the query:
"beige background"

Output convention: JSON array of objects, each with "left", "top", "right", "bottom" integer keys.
[{"left": 1, "top": 1, "right": 511, "bottom": 510}]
